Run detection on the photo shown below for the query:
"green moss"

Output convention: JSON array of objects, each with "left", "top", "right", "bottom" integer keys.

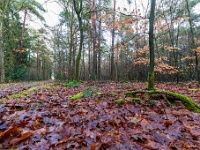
[
  {"left": 70, "top": 92, "right": 84, "bottom": 101},
  {"left": 12, "top": 87, "right": 37, "bottom": 98},
  {"left": 96, "top": 91, "right": 102, "bottom": 95},
  {"left": 111, "top": 92, "right": 118, "bottom": 96},
  {"left": 114, "top": 98, "right": 125, "bottom": 104},
  {"left": 125, "top": 91, "right": 133, "bottom": 97},
  {"left": 188, "top": 88, "right": 199, "bottom": 92},
  {"left": 146, "top": 100, "right": 156, "bottom": 105},
  {"left": 132, "top": 98, "right": 142, "bottom": 103},
  {"left": 161, "top": 90, "right": 200, "bottom": 113},
  {"left": 124, "top": 89, "right": 200, "bottom": 113},
  {"left": 148, "top": 72, "right": 155, "bottom": 90},
  {"left": 0, "top": 83, "right": 56, "bottom": 102},
  {"left": 106, "top": 92, "right": 118, "bottom": 97}
]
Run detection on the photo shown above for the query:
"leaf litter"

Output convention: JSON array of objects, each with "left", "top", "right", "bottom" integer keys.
[{"left": 0, "top": 81, "right": 200, "bottom": 149}]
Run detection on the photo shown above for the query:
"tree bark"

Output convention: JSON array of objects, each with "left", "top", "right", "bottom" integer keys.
[
  {"left": 73, "top": 0, "right": 83, "bottom": 81},
  {"left": 148, "top": 0, "right": 156, "bottom": 90},
  {"left": 0, "top": 21, "right": 5, "bottom": 82},
  {"left": 111, "top": 0, "right": 116, "bottom": 80},
  {"left": 97, "top": 0, "right": 102, "bottom": 80},
  {"left": 185, "top": 0, "right": 200, "bottom": 86},
  {"left": 0, "top": 0, "right": 11, "bottom": 83},
  {"left": 68, "top": 7, "right": 74, "bottom": 80},
  {"left": 91, "top": 0, "right": 97, "bottom": 79},
  {"left": 88, "top": 27, "right": 91, "bottom": 80}
]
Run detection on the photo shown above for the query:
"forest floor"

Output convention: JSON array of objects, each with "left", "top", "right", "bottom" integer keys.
[{"left": 0, "top": 81, "right": 200, "bottom": 149}]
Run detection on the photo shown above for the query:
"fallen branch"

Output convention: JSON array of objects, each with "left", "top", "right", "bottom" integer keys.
[{"left": 125, "top": 89, "right": 200, "bottom": 113}]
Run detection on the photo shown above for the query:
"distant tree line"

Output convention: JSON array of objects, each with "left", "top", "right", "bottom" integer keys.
[
  {"left": 52, "top": 0, "right": 200, "bottom": 85},
  {"left": 0, "top": 0, "right": 199, "bottom": 85}
]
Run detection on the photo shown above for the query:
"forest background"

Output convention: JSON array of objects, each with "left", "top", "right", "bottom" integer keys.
[{"left": 0, "top": 0, "right": 200, "bottom": 84}]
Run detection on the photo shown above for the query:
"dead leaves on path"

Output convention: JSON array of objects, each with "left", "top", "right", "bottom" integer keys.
[{"left": 0, "top": 81, "right": 200, "bottom": 149}]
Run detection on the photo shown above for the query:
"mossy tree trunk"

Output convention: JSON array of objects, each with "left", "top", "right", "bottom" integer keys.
[
  {"left": 73, "top": 0, "right": 83, "bottom": 81},
  {"left": 148, "top": 0, "right": 156, "bottom": 90}
]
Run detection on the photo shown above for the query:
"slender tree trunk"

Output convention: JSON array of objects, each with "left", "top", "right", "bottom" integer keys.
[
  {"left": 36, "top": 41, "right": 39, "bottom": 80},
  {"left": 75, "top": 16, "right": 83, "bottom": 80},
  {"left": 72, "top": 35, "right": 77, "bottom": 79},
  {"left": 0, "top": 0, "right": 11, "bottom": 83},
  {"left": 148, "top": 0, "right": 156, "bottom": 90},
  {"left": 82, "top": 43, "right": 86, "bottom": 80},
  {"left": 88, "top": 27, "right": 91, "bottom": 80},
  {"left": 73, "top": 0, "right": 83, "bottom": 81},
  {"left": 91, "top": 0, "right": 97, "bottom": 79},
  {"left": 111, "top": 0, "right": 116, "bottom": 80},
  {"left": 0, "top": 21, "right": 5, "bottom": 82},
  {"left": 68, "top": 8, "right": 74, "bottom": 80},
  {"left": 185, "top": 0, "right": 200, "bottom": 86},
  {"left": 175, "top": 24, "right": 180, "bottom": 83},
  {"left": 97, "top": 0, "right": 102, "bottom": 80},
  {"left": 20, "top": 9, "right": 27, "bottom": 50}
]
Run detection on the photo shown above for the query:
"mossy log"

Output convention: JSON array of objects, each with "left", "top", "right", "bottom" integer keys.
[{"left": 125, "top": 89, "right": 200, "bottom": 113}]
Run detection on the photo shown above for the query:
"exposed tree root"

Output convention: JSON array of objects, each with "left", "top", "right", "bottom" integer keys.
[{"left": 125, "top": 89, "right": 200, "bottom": 113}]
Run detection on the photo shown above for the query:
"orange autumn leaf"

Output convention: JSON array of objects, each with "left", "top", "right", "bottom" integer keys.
[
  {"left": 10, "top": 132, "right": 33, "bottom": 145},
  {"left": 0, "top": 126, "right": 21, "bottom": 140}
]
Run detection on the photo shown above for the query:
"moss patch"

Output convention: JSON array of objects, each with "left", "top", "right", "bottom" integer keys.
[
  {"left": 70, "top": 92, "right": 84, "bottom": 101},
  {"left": 125, "top": 89, "right": 200, "bottom": 113},
  {"left": 132, "top": 98, "right": 142, "bottom": 103},
  {"left": 188, "top": 88, "right": 199, "bottom": 92},
  {"left": 114, "top": 98, "right": 125, "bottom": 104},
  {"left": 0, "top": 83, "right": 56, "bottom": 102},
  {"left": 125, "top": 91, "right": 133, "bottom": 97}
]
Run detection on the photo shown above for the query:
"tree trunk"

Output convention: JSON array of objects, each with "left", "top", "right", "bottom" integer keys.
[
  {"left": 82, "top": 42, "right": 86, "bottom": 80},
  {"left": 20, "top": 9, "right": 27, "bottom": 50},
  {"left": 111, "top": 0, "right": 116, "bottom": 80},
  {"left": 68, "top": 8, "right": 74, "bottom": 80},
  {"left": 148, "top": 0, "right": 156, "bottom": 90},
  {"left": 36, "top": 41, "right": 40, "bottom": 80},
  {"left": 97, "top": 0, "right": 102, "bottom": 80},
  {"left": 185, "top": 0, "right": 200, "bottom": 86},
  {"left": 0, "top": 21, "right": 5, "bottom": 82},
  {"left": 73, "top": 0, "right": 83, "bottom": 81},
  {"left": 91, "top": 0, "right": 97, "bottom": 79},
  {"left": 88, "top": 27, "right": 91, "bottom": 80},
  {"left": 0, "top": 0, "right": 11, "bottom": 83}
]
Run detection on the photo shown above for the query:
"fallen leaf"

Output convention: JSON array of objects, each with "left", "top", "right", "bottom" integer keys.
[
  {"left": 10, "top": 132, "right": 33, "bottom": 145},
  {"left": 164, "top": 119, "right": 173, "bottom": 127}
]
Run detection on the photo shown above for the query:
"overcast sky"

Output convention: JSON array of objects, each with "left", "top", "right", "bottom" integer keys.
[
  {"left": 27, "top": 0, "right": 61, "bottom": 29},
  {"left": 29, "top": 0, "right": 143, "bottom": 29},
  {"left": 28, "top": 0, "right": 199, "bottom": 29}
]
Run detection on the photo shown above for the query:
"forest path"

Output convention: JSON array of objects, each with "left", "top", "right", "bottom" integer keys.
[{"left": 0, "top": 80, "right": 56, "bottom": 103}]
